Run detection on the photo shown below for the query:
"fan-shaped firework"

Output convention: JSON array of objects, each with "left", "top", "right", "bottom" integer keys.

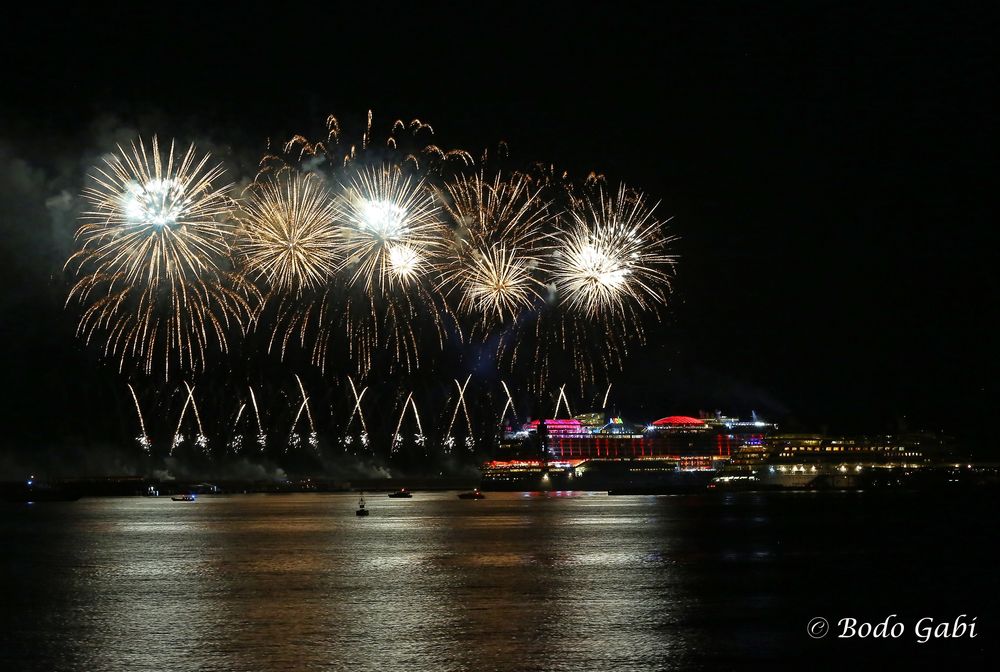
[
  {"left": 66, "top": 136, "right": 254, "bottom": 377},
  {"left": 237, "top": 172, "right": 338, "bottom": 293},
  {"left": 440, "top": 173, "right": 551, "bottom": 323}
]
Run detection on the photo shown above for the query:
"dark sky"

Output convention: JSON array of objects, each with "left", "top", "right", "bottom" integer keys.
[{"left": 0, "top": 3, "right": 996, "bottom": 462}]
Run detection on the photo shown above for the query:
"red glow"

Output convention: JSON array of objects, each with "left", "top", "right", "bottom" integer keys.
[
  {"left": 651, "top": 416, "right": 706, "bottom": 427},
  {"left": 485, "top": 460, "right": 545, "bottom": 468},
  {"left": 525, "top": 418, "right": 585, "bottom": 435}
]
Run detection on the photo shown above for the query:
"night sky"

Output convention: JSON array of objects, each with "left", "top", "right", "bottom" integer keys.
[{"left": 0, "top": 4, "right": 995, "bottom": 470}]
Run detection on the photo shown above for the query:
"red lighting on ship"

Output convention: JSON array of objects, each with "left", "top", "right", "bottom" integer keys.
[{"left": 651, "top": 416, "right": 706, "bottom": 427}]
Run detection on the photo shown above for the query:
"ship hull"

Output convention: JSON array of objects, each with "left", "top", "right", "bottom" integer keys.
[{"left": 481, "top": 459, "right": 716, "bottom": 494}]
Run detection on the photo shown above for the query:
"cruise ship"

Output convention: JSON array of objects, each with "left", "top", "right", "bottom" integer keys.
[
  {"left": 481, "top": 412, "right": 953, "bottom": 492},
  {"left": 482, "top": 411, "right": 776, "bottom": 492}
]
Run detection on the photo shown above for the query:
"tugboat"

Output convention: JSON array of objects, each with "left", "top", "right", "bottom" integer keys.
[
  {"left": 356, "top": 493, "right": 370, "bottom": 516},
  {"left": 387, "top": 488, "right": 412, "bottom": 498},
  {"left": 457, "top": 488, "right": 485, "bottom": 500},
  {"left": 171, "top": 493, "right": 197, "bottom": 502}
]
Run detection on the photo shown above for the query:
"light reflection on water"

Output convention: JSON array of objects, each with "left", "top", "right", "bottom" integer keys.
[{"left": 1, "top": 491, "right": 995, "bottom": 670}]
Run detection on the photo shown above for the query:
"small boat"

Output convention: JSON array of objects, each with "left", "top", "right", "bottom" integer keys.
[
  {"left": 457, "top": 488, "right": 485, "bottom": 500},
  {"left": 387, "top": 488, "right": 412, "bottom": 498},
  {"left": 171, "top": 494, "right": 197, "bottom": 502},
  {"left": 356, "top": 493, "right": 370, "bottom": 516}
]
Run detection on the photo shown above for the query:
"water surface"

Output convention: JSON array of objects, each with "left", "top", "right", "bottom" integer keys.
[{"left": 1, "top": 491, "right": 994, "bottom": 670}]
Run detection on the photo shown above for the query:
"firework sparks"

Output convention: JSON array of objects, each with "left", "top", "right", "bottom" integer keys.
[
  {"left": 238, "top": 172, "right": 338, "bottom": 293},
  {"left": 260, "top": 111, "right": 473, "bottom": 179}
]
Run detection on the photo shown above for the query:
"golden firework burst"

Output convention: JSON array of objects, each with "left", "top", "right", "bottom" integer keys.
[{"left": 237, "top": 172, "right": 338, "bottom": 293}]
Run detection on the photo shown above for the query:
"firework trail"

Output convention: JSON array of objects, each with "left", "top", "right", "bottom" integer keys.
[
  {"left": 229, "top": 402, "right": 247, "bottom": 454},
  {"left": 500, "top": 380, "right": 517, "bottom": 426},
  {"left": 391, "top": 392, "right": 425, "bottom": 455},
  {"left": 345, "top": 376, "right": 369, "bottom": 432},
  {"left": 290, "top": 374, "right": 319, "bottom": 451},
  {"left": 171, "top": 386, "right": 192, "bottom": 455},
  {"left": 445, "top": 375, "right": 472, "bottom": 436},
  {"left": 392, "top": 392, "right": 413, "bottom": 455},
  {"left": 443, "top": 376, "right": 474, "bottom": 452},
  {"left": 181, "top": 382, "right": 209, "bottom": 453},
  {"left": 249, "top": 385, "right": 266, "bottom": 451},
  {"left": 553, "top": 384, "right": 572, "bottom": 419},
  {"left": 127, "top": 383, "right": 151, "bottom": 453},
  {"left": 342, "top": 376, "right": 370, "bottom": 453},
  {"left": 233, "top": 402, "right": 247, "bottom": 426},
  {"left": 66, "top": 136, "right": 255, "bottom": 378},
  {"left": 602, "top": 383, "right": 613, "bottom": 409},
  {"left": 411, "top": 396, "right": 426, "bottom": 455}
]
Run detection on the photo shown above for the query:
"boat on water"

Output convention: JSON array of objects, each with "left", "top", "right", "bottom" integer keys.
[
  {"left": 387, "top": 488, "right": 412, "bottom": 498},
  {"left": 457, "top": 488, "right": 485, "bottom": 500},
  {"left": 356, "top": 493, "right": 370, "bottom": 516},
  {"left": 171, "top": 494, "right": 197, "bottom": 502}
]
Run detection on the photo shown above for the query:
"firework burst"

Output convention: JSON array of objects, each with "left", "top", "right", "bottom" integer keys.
[
  {"left": 551, "top": 184, "right": 675, "bottom": 318},
  {"left": 269, "top": 164, "right": 457, "bottom": 374},
  {"left": 237, "top": 172, "right": 338, "bottom": 293},
  {"left": 440, "top": 173, "right": 551, "bottom": 323},
  {"left": 66, "top": 136, "right": 254, "bottom": 377},
  {"left": 335, "top": 164, "right": 446, "bottom": 289},
  {"left": 480, "top": 182, "right": 676, "bottom": 392}
]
